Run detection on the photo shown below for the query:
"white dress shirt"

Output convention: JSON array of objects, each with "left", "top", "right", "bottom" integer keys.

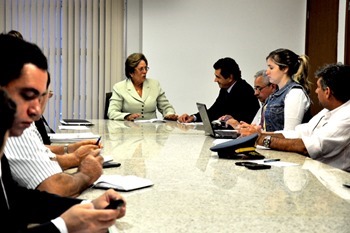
[{"left": 282, "top": 100, "right": 350, "bottom": 171}]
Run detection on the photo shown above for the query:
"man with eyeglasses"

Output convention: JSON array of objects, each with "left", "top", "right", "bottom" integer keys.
[
  {"left": 255, "top": 63, "right": 350, "bottom": 172},
  {"left": 220, "top": 70, "right": 277, "bottom": 132},
  {"left": 178, "top": 57, "right": 259, "bottom": 124}
]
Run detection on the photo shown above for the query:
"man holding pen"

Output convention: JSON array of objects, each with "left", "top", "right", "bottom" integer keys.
[{"left": 4, "top": 73, "right": 104, "bottom": 197}]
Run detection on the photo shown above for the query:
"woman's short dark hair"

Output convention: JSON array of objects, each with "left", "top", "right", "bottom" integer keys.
[{"left": 125, "top": 53, "right": 148, "bottom": 79}]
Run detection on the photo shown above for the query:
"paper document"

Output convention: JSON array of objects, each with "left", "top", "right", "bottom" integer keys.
[
  {"left": 93, "top": 175, "right": 154, "bottom": 191},
  {"left": 48, "top": 132, "right": 100, "bottom": 143},
  {"left": 58, "top": 125, "right": 90, "bottom": 130},
  {"left": 134, "top": 118, "right": 166, "bottom": 123}
]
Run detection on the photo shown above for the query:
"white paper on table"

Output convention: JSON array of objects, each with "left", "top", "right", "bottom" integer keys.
[
  {"left": 48, "top": 132, "right": 100, "bottom": 143},
  {"left": 251, "top": 159, "right": 300, "bottom": 167},
  {"left": 58, "top": 125, "right": 90, "bottom": 130}
]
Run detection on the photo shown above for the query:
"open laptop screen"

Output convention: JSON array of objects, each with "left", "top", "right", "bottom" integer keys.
[{"left": 196, "top": 102, "right": 215, "bottom": 136}]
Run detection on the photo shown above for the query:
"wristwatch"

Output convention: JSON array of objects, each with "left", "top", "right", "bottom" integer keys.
[
  {"left": 64, "top": 144, "right": 69, "bottom": 154},
  {"left": 263, "top": 136, "right": 272, "bottom": 148}
]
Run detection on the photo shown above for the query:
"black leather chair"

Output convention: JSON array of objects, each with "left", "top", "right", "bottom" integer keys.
[{"left": 104, "top": 92, "right": 112, "bottom": 119}]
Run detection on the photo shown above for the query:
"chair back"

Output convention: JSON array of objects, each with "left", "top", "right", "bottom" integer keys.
[{"left": 104, "top": 92, "right": 112, "bottom": 119}]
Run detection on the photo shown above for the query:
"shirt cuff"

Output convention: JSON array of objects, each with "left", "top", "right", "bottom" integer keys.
[
  {"left": 51, "top": 217, "right": 68, "bottom": 233},
  {"left": 192, "top": 115, "right": 197, "bottom": 122}
]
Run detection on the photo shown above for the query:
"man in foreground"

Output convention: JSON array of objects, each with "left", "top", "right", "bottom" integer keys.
[
  {"left": 5, "top": 72, "right": 103, "bottom": 197},
  {"left": 0, "top": 33, "right": 126, "bottom": 232}
]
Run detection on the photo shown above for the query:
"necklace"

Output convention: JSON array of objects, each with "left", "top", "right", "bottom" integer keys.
[{"left": 135, "top": 86, "right": 142, "bottom": 95}]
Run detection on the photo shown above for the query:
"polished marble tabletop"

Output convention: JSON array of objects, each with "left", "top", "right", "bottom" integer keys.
[{"left": 71, "top": 119, "right": 350, "bottom": 233}]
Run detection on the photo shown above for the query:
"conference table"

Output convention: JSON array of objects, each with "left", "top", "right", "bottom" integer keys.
[{"left": 68, "top": 119, "right": 350, "bottom": 233}]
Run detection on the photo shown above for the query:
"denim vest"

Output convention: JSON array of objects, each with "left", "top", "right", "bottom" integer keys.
[{"left": 263, "top": 80, "right": 309, "bottom": 132}]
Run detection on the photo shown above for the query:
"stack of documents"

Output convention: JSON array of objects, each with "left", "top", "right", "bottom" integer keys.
[
  {"left": 93, "top": 175, "right": 154, "bottom": 191},
  {"left": 48, "top": 132, "right": 100, "bottom": 143}
]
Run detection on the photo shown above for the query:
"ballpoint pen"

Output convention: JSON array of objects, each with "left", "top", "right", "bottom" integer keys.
[
  {"left": 95, "top": 136, "right": 101, "bottom": 145},
  {"left": 263, "top": 158, "right": 280, "bottom": 163}
]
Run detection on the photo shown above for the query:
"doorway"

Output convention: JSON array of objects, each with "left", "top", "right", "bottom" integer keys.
[{"left": 305, "top": 0, "right": 339, "bottom": 116}]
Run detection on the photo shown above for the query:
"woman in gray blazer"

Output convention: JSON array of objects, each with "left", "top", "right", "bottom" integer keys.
[{"left": 108, "top": 53, "right": 178, "bottom": 121}]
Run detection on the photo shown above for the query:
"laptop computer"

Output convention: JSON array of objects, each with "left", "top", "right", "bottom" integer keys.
[{"left": 196, "top": 102, "right": 239, "bottom": 139}]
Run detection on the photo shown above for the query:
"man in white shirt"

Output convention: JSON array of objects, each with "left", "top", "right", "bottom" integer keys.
[
  {"left": 0, "top": 33, "right": 125, "bottom": 233},
  {"left": 256, "top": 63, "right": 350, "bottom": 172},
  {"left": 5, "top": 74, "right": 103, "bottom": 197}
]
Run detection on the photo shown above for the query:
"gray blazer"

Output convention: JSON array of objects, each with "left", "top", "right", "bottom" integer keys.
[{"left": 107, "top": 78, "right": 176, "bottom": 120}]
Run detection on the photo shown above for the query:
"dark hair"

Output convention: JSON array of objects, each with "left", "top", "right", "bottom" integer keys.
[
  {"left": 266, "top": 48, "right": 311, "bottom": 93},
  {"left": 0, "top": 34, "right": 48, "bottom": 87},
  {"left": 7, "top": 30, "right": 24, "bottom": 40},
  {"left": 213, "top": 57, "right": 241, "bottom": 80},
  {"left": 47, "top": 72, "right": 51, "bottom": 89},
  {"left": 0, "top": 88, "right": 16, "bottom": 147},
  {"left": 315, "top": 63, "right": 350, "bottom": 103},
  {"left": 125, "top": 53, "right": 148, "bottom": 79}
]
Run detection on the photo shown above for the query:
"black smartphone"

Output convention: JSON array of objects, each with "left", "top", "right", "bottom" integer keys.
[
  {"left": 244, "top": 163, "right": 271, "bottom": 170},
  {"left": 105, "top": 199, "right": 124, "bottom": 209},
  {"left": 102, "top": 161, "right": 121, "bottom": 168},
  {"left": 235, "top": 162, "right": 271, "bottom": 170}
]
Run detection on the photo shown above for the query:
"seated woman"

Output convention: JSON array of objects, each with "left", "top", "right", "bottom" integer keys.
[
  {"left": 225, "top": 48, "right": 311, "bottom": 136},
  {"left": 107, "top": 53, "right": 178, "bottom": 121}
]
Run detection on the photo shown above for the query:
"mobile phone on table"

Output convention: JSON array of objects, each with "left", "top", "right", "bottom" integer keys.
[
  {"left": 102, "top": 161, "right": 121, "bottom": 168},
  {"left": 105, "top": 199, "right": 124, "bottom": 209}
]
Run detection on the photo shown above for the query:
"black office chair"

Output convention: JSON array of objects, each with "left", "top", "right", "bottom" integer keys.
[{"left": 104, "top": 92, "right": 112, "bottom": 119}]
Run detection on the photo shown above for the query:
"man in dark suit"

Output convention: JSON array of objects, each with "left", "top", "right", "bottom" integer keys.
[
  {"left": 0, "top": 34, "right": 125, "bottom": 232},
  {"left": 178, "top": 57, "right": 260, "bottom": 123}
]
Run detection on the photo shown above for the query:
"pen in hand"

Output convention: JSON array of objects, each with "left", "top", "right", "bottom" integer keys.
[{"left": 95, "top": 136, "right": 101, "bottom": 145}]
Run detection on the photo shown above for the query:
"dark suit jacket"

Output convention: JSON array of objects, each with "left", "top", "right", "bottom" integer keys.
[
  {"left": 193, "top": 79, "right": 260, "bottom": 122},
  {"left": 1, "top": 155, "right": 81, "bottom": 232}
]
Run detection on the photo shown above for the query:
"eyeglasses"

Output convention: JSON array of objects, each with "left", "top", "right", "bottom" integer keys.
[
  {"left": 136, "top": 66, "right": 150, "bottom": 72},
  {"left": 254, "top": 84, "right": 270, "bottom": 92},
  {"left": 48, "top": 90, "right": 54, "bottom": 98}
]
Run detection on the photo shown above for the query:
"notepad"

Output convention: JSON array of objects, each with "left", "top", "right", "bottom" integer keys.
[
  {"left": 60, "top": 119, "right": 93, "bottom": 126},
  {"left": 48, "top": 132, "right": 100, "bottom": 143},
  {"left": 93, "top": 175, "right": 154, "bottom": 191},
  {"left": 134, "top": 118, "right": 166, "bottom": 123}
]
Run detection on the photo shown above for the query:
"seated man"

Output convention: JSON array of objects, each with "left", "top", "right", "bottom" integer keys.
[
  {"left": 0, "top": 33, "right": 125, "bottom": 232},
  {"left": 219, "top": 69, "right": 277, "bottom": 132},
  {"left": 4, "top": 74, "right": 103, "bottom": 197},
  {"left": 256, "top": 64, "right": 350, "bottom": 172},
  {"left": 178, "top": 57, "right": 259, "bottom": 123}
]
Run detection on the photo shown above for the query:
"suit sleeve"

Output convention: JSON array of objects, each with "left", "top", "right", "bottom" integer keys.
[
  {"left": 108, "top": 83, "right": 131, "bottom": 120},
  {"left": 155, "top": 81, "right": 176, "bottom": 117}
]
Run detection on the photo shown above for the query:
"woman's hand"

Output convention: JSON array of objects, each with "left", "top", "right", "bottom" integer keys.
[
  {"left": 125, "top": 113, "right": 141, "bottom": 121},
  {"left": 164, "top": 114, "right": 178, "bottom": 121}
]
